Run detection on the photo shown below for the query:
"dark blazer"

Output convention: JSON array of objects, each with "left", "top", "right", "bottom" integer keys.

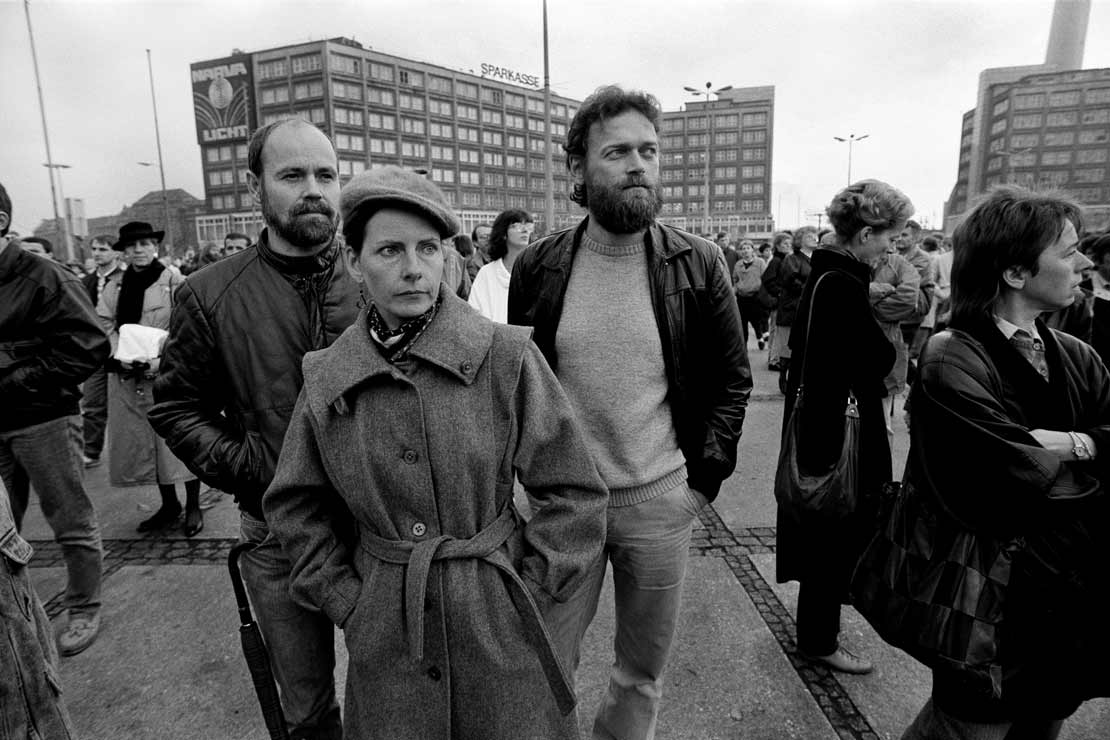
[
  {"left": 508, "top": 217, "right": 751, "bottom": 501},
  {"left": 907, "top": 318, "right": 1110, "bottom": 720},
  {"left": 776, "top": 247, "right": 895, "bottom": 586}
]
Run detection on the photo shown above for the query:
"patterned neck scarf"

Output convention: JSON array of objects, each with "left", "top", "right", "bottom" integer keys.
[{"left": 366, "top": 297, "right": 440, "bottom": 361}]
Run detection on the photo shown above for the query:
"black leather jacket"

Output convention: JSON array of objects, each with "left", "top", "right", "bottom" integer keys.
[
  {"left": 507, "top": 218, "right": 752, "bottom": 500},
  {"left": 150, "top": 232, "right": 361, "bottom": 518},
  {"left": 0, "top": 240, "right": 108, "bottom": 433}
]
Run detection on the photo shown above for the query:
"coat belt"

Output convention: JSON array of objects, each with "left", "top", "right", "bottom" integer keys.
[{"left": 358, "top": 506, "right": 576, "bottom": 714}]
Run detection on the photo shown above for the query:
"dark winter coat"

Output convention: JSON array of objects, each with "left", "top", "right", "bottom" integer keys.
[
  {"left": 149, "top": 231, "right": 361, "bottom": 518},
  {"left": 775, "top": 250, "right": 812, "bottom": 327},
  {"left": 0, "top": 240, "right": 108, "bottom": 433},
  {"left": 759, "top": 251, "right": 787, "bottom": 309},
  {"left": 777, "top": 248, "right": 895, "bottom": 587},
  {"left": 905, "top": 318, "right": 1110, "bottom": 722},
  {"left": 508, "top": 217, "right": 752, "bottom": 501},
  {"left": 263, "top": 288, "right": 608, "bottom": 739}
]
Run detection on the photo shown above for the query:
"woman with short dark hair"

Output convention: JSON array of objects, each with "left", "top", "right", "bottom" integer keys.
[{"left": 468, "top": 208, "right": 534, "bottom": 323}]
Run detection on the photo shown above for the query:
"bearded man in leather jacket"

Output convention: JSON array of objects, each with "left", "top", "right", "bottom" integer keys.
[
  {"left": 150, "top": 120, "right": 360, "bottom": 740},
  {"left": 508, "top": 85, "right": 751, "bottom": 740}
]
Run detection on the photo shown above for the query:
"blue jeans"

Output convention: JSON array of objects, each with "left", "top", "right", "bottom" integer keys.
[
  {"left": 238, "top": 512, "right": 342, "bottom": 740},
  {"left": 2, "top": 484, "right": 76, "bottom": 739},
  {"left": 0, "top": 415, "right": 102, "bottom": 619},
  {"left": 901, "top": 698, "right": 1064, "bottom": 740},
  {"left": 542, "top": 481, "right": 703, "bottom": 740}
]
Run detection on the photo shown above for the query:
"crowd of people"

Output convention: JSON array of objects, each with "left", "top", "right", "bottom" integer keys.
[{"left": 3, "top": 80, "right": 1110, "bottom": 740}]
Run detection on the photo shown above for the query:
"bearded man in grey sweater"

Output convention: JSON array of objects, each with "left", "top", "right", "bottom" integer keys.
[{"left": 509, "top": 85, "right": 752, "bottom": 740}]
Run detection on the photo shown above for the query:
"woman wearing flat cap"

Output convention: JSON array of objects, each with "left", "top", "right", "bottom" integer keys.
[
  {"left": 263, "top": 166, "right": 608, "bottom": 739},
  {"left": 100, "top": 221, "right": 203, "bottom": 536}
]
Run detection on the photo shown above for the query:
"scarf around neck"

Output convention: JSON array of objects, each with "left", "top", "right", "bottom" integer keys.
[
  {"left": 366, "top": 298, "right": 440, "bottom": 362},
  {"left": 116, "top": 261, "right": 165, "bottom": 327}
]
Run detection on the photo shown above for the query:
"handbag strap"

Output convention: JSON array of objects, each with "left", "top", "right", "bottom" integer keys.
[{"left": 795, "top": 271, "right": 857, "bottom": 408}]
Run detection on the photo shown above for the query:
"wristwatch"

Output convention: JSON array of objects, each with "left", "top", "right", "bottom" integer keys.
[{"left": 1068, "top": 431, "right": 1092, "bottom": 461}]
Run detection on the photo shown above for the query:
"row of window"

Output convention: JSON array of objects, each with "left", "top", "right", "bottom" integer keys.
[
  {"left": 658, "top": 200, "right": 766, "bottom": 214},
  {"left": 1008, "top": 110, "right": 1110, "bottom": 129},
  {"left": 1007, "top": 130, "right": 1110, "bottom": 148},
  {"left": 661, "top": 133, "right": 769, "bottom": 150},
  {"left": 1010, "top": 88, "right": 1110, "bottom": 111},
  {"left": 210, "top": 193, "right": 254, "bottom": 211},
  {"left": 659, "top": 113, "right": 769, "bottom": 131},
  {"left": 989, "top": 150, "right": 1109, "bottom": 169}
]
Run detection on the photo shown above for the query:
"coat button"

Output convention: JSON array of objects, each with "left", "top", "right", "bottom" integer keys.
[
  {"left": 427, "top": 666, "right": 441, "bottom": 681},
  {"left": 460, "top": 360, "right": 473, "bottom": 373},
  {"left": 402, "top": 450, "right": 418, "bottom": 464},
  {"left": 412, "top": 522, "right": 427, "bottom": 537}
]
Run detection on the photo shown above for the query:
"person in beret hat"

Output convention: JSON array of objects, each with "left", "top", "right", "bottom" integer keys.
[{"left": 263, "top": 165, "right": 608, "bottom": 739}]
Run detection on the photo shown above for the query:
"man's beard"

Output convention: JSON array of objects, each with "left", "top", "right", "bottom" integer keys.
[
  {"left": 261, "top": 187, "right": 339, "bottom": 248},
  {"left": 584, "top": 170, "right": 662, "bottom": 235}
]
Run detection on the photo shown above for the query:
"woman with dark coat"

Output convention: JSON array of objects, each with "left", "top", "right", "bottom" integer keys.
[
  {"left": 777, "top": 180, "right": 913, "bottom": 674},
  {"left": 761, "top": 231, "right": 793, "bottom": 371},
  {"left": 263, "top": 167, "right": 608, "bottom": 739},
  {"left": 775, "top": 226, "right": 818, "bottom": 392}
]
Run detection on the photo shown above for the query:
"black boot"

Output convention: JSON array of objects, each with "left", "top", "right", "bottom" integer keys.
[
  {"left": 183, "top": 479, "right": 204, "bottom": 537},
  {"left": 137, "top": 484, "right": 183, "bottom": 532}
]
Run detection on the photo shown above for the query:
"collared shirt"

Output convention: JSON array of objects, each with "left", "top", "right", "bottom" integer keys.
[
  {"left": 95, "top": 262, "right": 125, "bottom": 304},
  {"left": 993, "top": 313, "right": 1040, "bottom": 342}
]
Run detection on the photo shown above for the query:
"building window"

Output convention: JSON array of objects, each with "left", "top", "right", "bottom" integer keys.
[
  {"left": 714, "top": 114, "right": 739, "bottom": 128},
  {"left": 1085, "top": 88, "right": 1110, "bottom": 105},
  {"left": 687, "top": 134, "right": 708, "bottom": 147},
  {"left": 741, "top": 199, "right": 764, "bottom": 212},
  {"left": 988, "top": 138, "right": 1006, "bottom": 153},
  {"left": 714, "top": 149, "right": 738, "bottom": 162},
  {"left": 527, "top": 98, "right": 545, "bottom": 114},
  {"left": 505, "top": 93, "right": 525, "bottom": 109},
  {"left": 1074, "top": 168, "right": 1105, "bottom": 183},
  {"left": 457, "top": 104, "right": 479, "bottom": 121},
  {"left": 486, "top": 173, "right": 505, "bottom": 187},
  {"left": 1010, "top": 151, "right": 1037, "bottom": 167},
  {"left": 296, "top": 107, "right": 326, "bottom": 124},
  {"left": 368, "top": 113, "right": 396, "bottom": 131},
  {"left": 291, "top": 54, "right": 321, "bottom": 74},
  {"left": 400, "top": 118, "right": 426, "bottom": 135},
  {"left": 398, "top": 93, "right": 425, "bottom": 112},
  {"left": 989, "top": 119, "right": 1007, "bottom": 135},
  {"left": 257, "top": 59, "right": 288, "bottom": 80},
  {"left": 992, "top": 99, "right": 1010, "bottom": 116},
  {"left": 338, "top": 159, "right": 366, "bottom": 176},
  {"left": 428, "top": 75, "right": 453, "bottom": 94},
  {"left": 507, "top": 134, "right": 526, "bottom": 149},
  {"left": 1082, "top": 110, "right": 1110, "bottom": 124},
  {"left": 293, "top": 81, "right": 323, "bottom": 100},
  {"left": 459, "top": 148, "right": 480, "bottom": 164},
  {"left": 369, "top": 63, "right": 394, "bottom": 82},
  {"left": 741, "top": 182, "right": 764, "bottom": 194},
  {"left": 457, "top": 126, "right": 479, "bottom": 143},
  {"left": 741, "top": 130, "right": 767, "bottom": 144},
  {"left": 479, "top": 109, "right": 502, "bottom": 126},
  {"left": 483, "top": 151, "right": 504, "bottom": 167},
  {"left": 1076, "top": 187, "right": 1104, "bottom": 203},
  {"left": 714, "top": 200, "right": 736, "bottom": 212},
  {"left": 987, "top": 156, "right": 1002, "bottom": 173},
  {"left": 1077, "top": 149, "right": 1109, "bottom": 164},
  {"left": 529, "top": 158, "right": 547, "bottom": 173},
  {"left": 741, "top": 112, "right": 768, "bottom": 127},
  {"left": 480, "top": 88, "right": 503, "bottom": 105},
  {"left": 1079, "top": 130, "right": 1109, "bottom": 145},
  {"left": 481, "top": 131, "right": 503, "bottom": 146},
  {"left": 1038, "top": 171, "right": 1069, "bottom": 186},
  {"left": 1010, "top": 133, "right": 1039, "bottom": 148},
  {"left": 507, "top": 174, "right": 526, "bottom": 188},
  {"left": 461, "top": 190, "right": 481, "bottom": 206},
  {"left": 398, "top": 69, "right": 424, "bottom": 88},
  {"left": 740, "top": 165, "right": 765, "bottom": 178},
  {"left": 688, "top": 116, "right": 708, "bottom": 130},
  {"left": 400, "top": 141, "right": 427, "bottom": 159},
  {"left": 713, "top": 166, "right": 737, "bottom": 179},
  {"left": 367, "top": 87, "right": 396, "bottom": 107},
  {"left": 713, "top": 183, "right": 736, "bottom": 196},
  {"left": 1013, "top": 93, "right": 1045, "bottom": 110},
  {"left": 261, "top": 86, "right": 290, "bottom": 105},
  {"left": 505, "top": 114, "right": 525, "bottom": 130},
  {"left": 459, "top": 170, "right": 481, "bottom": 186},
  {"left": 428, "top": 98, "right": 453, "bottom": 117},
  {"left": 431, "top": 145, "right": 455, "bottom": 161},
  {"left": 506, "top": 155, "right": 527, "bottom": 170},
  {"left": 333, "top": 107, "right": 364, "bottom": 126},
  {"left": 329, "top": 54, "right": 360, "bottom": 76},
  {"left": 456, "top": 81, "right": 478, "bottom": 99},
  {"left": 742, "top": 148, "right": 765, "bottom": 161},
  {"left": 369, "top": 138, "right": 397, "bottom": 155},
  {"left": 1046, "top": 111, "right": 1078, "bottom": 127},
  {"left": 1012, "top": 114, "right": 1042, "bottom": 129},
  {"left": 507, "top": 194, "right": 527, "bottom": 208},
  {"left": 1048, "top": 90, "right": 1081, "bottom": 107},
  {"left": 429, "top": 122, "right": 454, "bottom": 138},
  {"left": 715, "top": 132, "right": 739, "bottom": 145},
  {"left": 1043, "top": 131, "right": 1075, "bottom": 146},
  {"left": 335, "top": 134, "right": 365, "bottom": 152},
  {"left": 431, "top": 167, "right": 455, "bottom": 183}
]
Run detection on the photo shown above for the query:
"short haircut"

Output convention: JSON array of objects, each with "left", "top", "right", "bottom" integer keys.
[
  {"left": 0, "top": 182, "right": 10, "bottom": 237},
  {"left": 453, "top": 233, "right": 474, "bottom": 257},
  {"left": 247, "top": 118, "right": 331, "bottom": 178},
  {"left": 794, "top": 225, "right": 818, "bottom": 246},
  {"left": 564, "top": 85, "right": 662, "bottom": 206},
  {"left": 22, "top": 236, "right": 53, "bottom": 254},
  {"left": 921, "top": 236, "right": 940, "bottom": 252},
  {"left": 825, "top": 179, "right": 915, "bottom": 242},
  {"left": 950, "top": 185, "right": 1082, "bottom": 327},
  {"left": 471, "top": 223, "right": 491, "bottom": 241},
  {"left": 488, "top": 208, "right": 533, "bottom": 261},
  {"left": 90, "top": 234, "right": 115, "bottom": 247},
  {"left": 772, "top": 232, "right": 793, "bottom": 252},
  {"left": 224, "top": 231, "right": 250, "bottom": 246},
  {"left": 905, "top": 219, "right": 922, "bottom": 233}
]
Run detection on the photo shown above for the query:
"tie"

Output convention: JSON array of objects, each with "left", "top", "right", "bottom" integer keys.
[{"left": 1011, "top": 329, "right": 1049, "bottom": 381}]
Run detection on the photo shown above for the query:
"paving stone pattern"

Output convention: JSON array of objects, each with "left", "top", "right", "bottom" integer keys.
[{"left": 28, "top": 502, "right": 880, "bottom": 739}]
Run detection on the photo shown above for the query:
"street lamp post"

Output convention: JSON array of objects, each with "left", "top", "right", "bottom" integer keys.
[
  {"left": 42, "top": 163, "right": 73, "bottom": 258},
  {"left": 833, "top": 133, "right": 869, "bottom": 184},
  {"left": 145, "top": 49, "right": 173, "bottom": 255},
  {"left": 684, "top": 82, "right": 732, "bottom": 236}
]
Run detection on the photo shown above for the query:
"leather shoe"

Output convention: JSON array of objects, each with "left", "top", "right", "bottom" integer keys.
[
  {"left": 58, "top": 612, "right": 101, "bottom": 657},
  {"left": 137, "top": 504, "right": 182, "bottom": 532},
  {"left": 183, "top": 507, "right": 204, "bottom": 537},
  {"left": 802, "top": 645, "right": 874, "bottom": 674}
]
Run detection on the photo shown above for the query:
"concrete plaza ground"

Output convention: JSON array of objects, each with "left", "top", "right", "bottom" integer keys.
[{"left": 16, "top": 342, "right": 1110, "bottom": 739}]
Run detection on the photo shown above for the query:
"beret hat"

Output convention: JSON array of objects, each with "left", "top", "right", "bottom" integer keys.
[{"left": 339, "top": 166, "right": 460, "bottom": 241}]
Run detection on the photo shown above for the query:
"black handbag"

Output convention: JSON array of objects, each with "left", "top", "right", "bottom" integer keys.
[
  {"left": 850, "top": 479, "right": 1019, "bottom": 699},
  {"left": 772, "top": 272, "right": 860, "bottom": 523}
]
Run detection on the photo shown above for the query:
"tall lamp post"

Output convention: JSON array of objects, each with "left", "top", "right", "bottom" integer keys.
[
  {"left": 146, "top": 49, "right": 173, "bottom": 255},
  {"left": 684, "top": 82, "right": 732, "bottom": 235},
  {"left": 833, "top": 133, "right": 869, "bottom": 185},
  {"left": 42, "top": 163, "right": 73, "bottom": 258}
]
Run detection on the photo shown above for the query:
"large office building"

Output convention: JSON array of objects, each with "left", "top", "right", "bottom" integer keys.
[
  {"left": 944, "top": 0, "right": 1110, "bottom": 233},
  {"left": 190, "top": 37, "right": 775, "bottom": 245}
]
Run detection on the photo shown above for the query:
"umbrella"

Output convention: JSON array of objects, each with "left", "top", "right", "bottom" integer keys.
[{"left": 228, "top": 542, "right": 290, "bottom": 740}]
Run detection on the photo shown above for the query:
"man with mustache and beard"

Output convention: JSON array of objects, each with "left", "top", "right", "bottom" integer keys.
[
  {"left": 509, "top": 85, "right": 751, "bottom": 740},
  {"left": 150, "top": 119, "right": 359, "bottom": 740}
]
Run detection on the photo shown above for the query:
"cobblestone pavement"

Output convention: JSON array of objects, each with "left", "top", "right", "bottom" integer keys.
[{"left": 28, "top": 501, "right": 880, "bottom": 740}]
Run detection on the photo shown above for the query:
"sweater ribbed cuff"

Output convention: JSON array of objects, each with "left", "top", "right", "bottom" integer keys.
[{"left": 608, "top": 466, "right": 688, "bottom": 508}]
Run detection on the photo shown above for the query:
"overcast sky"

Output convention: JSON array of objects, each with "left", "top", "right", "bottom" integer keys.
[{"left": 2, "top": 0, "right": 1109, "bottom": 235}]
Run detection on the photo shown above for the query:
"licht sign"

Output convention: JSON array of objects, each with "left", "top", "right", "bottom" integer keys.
[
  {"left": 480, "top": 62, "right": 540, "bottom": 88},
  {"left": 190, "top": 55, "right": 255, "bottom": 145}
]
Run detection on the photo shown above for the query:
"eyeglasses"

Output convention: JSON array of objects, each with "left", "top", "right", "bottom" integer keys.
[{"left": 509, "top": 222, "right": 535, "bottom": 232}]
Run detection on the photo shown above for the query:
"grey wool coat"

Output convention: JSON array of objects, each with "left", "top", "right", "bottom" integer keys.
[{"left": 263, "top": 287, "right": 608, "bottom": 740}]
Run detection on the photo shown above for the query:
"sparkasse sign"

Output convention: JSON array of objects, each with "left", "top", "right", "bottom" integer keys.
[
  {"left": 480, "top": 62, "right": 540, "bottom": 88},
  {"left": 190, "top": 54, "right": 255, "bottom": 145}
]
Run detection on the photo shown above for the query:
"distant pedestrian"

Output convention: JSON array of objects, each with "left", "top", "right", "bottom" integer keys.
[
  {"left": 150, "top": 118, "right": 360, "bottom": 739},
  {"left": 732, "top": 239, "right": 767, "bottom": 349},
  {"left": 264, "top": 165, "right": 607, "bottom": 739},
  {"left": 20, "top": 236, "right": 53, "bottom": 260},
  {"left": 761, "top": 231, "right": 793, "bottom": 370},
  {"left": 900, "top": 186, "right": 1110, "bottom": 740},
  {"left": 0, "top": 181, "right": 108, "bottom": 657},
  {"left": 510, "top": 84, "right": 751, "bottom": 740},
  {"left": 80, "top": 234, "right": 125, "bottom": 468},
  {"left": 775, "top": 225, "right": 818, "bottom": 391},
  {"left": 100, "top": 222, "right": 202, "bottom": 536},
  {"left": 778, "top": 179, "right": 913, "bottom": 676},
  {"left": 223, "top": 231, "right": 251, "bottom": 257},
  {"left": 466, "top": 222, "right": 492, "bottom": 282},
  {"left": 468, "top": 208, "right": 533, "bottom": 323}
]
